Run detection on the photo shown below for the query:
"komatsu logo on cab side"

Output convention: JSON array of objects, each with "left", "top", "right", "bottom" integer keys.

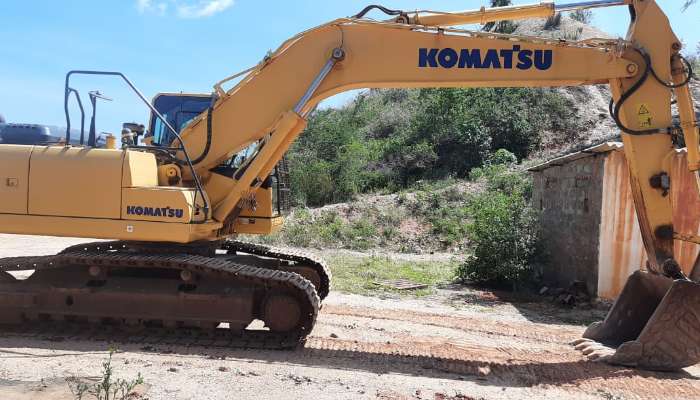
[
  {"left": 126, "top": 206, "right": 184, "bottom": 218},
  {"left": 418, "top": 46, "right": 553, "bottom": 71}
]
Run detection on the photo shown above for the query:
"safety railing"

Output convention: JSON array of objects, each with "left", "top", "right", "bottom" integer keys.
[{"left": 63, "top": 70, "right": 209, "bottom": 223}]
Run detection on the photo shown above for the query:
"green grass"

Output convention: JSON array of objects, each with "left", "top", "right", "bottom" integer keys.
[
  {"left": 251, "top": 208, "right": 381, "bottom": 251},
  {"left": 326, "top": 253, "right": 458, "bottom": 297}
]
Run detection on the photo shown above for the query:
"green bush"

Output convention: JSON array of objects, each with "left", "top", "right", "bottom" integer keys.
[
  {"left": 569, "top": 9, "right": 592, "bottom": 23},
  {"left": 289, "top": 86, "right": 575, "bottom": 207},
  {"left": 458, "top": 156, "right": 541, "bottom": 287},
  {"left": 404, "top": 187, "right": 470, "bottom": 246}
]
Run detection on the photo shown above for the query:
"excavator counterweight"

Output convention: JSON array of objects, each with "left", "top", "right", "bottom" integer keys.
[{"left": 0, "top": 0, "right": 698, "bottom": 371}]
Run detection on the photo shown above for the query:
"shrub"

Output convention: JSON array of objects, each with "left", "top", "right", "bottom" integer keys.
[
  {"left": 544, "top": 13, "right": 562, "bottom": 30},
  {"left": 406, "top": 188, "right": 470, "bottom": 246},
  {"left": 489, "top": 148, "right": 517, "bottom": 166},
  {"left": 458, "top": 160, "right": 540, "bottom": 288},
  {"left": 483, "top": 0, "right": 517, "bottom": 34},
  {"left": 688, "top": 43, "right": 699, "bottom": 77},
  {"left": 569, "top": 9, "right": 592, "bottom": 24},
  {"left": 289, "top": 86, "right": 574, "bottom": 208}
]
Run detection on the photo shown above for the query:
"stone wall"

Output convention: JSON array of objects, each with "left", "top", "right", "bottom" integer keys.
[{"left": 531, "top": 153, "right": 607, "bottom": 296}]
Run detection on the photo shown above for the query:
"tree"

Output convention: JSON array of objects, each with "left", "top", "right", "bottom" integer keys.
[
  {"left": 692, "top": 43, "right": 700, "bottom": 75},
  {"left": 569, "top": 9, "right": 592, "bottom": 24},
  {"left": 483, "top": 0, "right": 517, "bottom": 34},
  {"left": 683, "top": 1, "right": 696, "bottom": 10},
  {"left": 406, "top": 89, "right": 492, "bottom": 180}
]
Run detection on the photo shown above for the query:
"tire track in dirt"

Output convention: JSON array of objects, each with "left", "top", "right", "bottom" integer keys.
[
  {"left": 314, "top": 305, "right": 700, "bottom": 400},
  {"left": 321, "top": 304, "right": 582, "bottom": 344}
]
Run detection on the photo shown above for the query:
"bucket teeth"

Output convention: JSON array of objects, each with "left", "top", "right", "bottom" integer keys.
[{"left": 574, "top": 271, "right": 700, "bottom": 371}]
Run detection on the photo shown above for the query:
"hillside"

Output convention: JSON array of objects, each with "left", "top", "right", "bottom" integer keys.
[{"left": 252, "top": 179, "right": 480, "bottom": 254}]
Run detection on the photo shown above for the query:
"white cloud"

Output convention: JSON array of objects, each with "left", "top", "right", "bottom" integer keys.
[
  {"left": 136, "top": 0, "right": 233, "bottom": 18},
  {"left": 136, "top": 0, "right": 151, "bottom": 13},
  {"left": 136, "top": 0, "right": 168, "bottom": 15},
  {"left": 176, "top": 0, "right": 234, "bottom": 18}
]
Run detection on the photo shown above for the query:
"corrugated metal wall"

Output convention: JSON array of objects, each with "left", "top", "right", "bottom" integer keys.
[{"left": 597, "top": 149, "right": 700, "bottom": 299}]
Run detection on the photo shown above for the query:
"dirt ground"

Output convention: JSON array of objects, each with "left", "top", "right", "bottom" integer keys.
[{"left": 0, "top": 234, "right": 698, "bottom": 400}]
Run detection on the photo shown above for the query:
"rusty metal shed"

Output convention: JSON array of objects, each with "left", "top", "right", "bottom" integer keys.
[{"left": 529, "top": 142, "right": 700, "bottom": 300}]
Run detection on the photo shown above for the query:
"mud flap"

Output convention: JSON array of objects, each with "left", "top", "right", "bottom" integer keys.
[{"left": 574, "top": 271, "right": 700, "bottom": 371}]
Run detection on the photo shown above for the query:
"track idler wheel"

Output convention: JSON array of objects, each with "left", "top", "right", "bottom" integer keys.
[{"left": 573, "top": 270, "right": 700, "bottom": 371}]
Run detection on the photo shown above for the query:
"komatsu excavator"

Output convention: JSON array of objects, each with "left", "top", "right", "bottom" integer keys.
[{"left": 0, "top": 0, "right": 698, "bottom": 371}]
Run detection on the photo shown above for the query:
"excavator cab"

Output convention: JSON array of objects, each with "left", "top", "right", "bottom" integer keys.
[
  {"left": 147, "top": 92, "right": 292, "bottom": 233},
  {"left": 148, "top": 93, "right": 213, "bottom": 147}
]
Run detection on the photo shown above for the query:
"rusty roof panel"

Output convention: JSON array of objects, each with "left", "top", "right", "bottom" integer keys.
[{"left": 528, "top": 142, "right": 624, "bottom": 172}]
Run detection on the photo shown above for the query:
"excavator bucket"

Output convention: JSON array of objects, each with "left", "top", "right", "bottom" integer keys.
[{"left": 573, "top": 271, "right": 700, "bottom": 371}]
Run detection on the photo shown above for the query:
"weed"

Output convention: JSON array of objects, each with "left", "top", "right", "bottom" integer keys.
[
  {"left": 69, "top": 348, "right": 144, "bottom": 400},
  {"left": 544, "top": 13, "right": 562, "bottom": 30}
]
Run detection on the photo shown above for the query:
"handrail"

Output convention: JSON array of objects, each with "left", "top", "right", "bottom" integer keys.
[
  {"left": 62, "top": 70, "right": 209, "bottom": 224},
  {"left": 64, "top": 88, "right": 85, "bottom": 145}
]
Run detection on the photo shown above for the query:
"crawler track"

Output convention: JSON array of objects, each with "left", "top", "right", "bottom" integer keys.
[
  {"left": 222, "top": 239, "right": 332, "bottom": 300},
  {"left": 0, "top": 247, "right": 320, "bottom": 349},
  {"left": 60, "top": 239, "right": 332, "bottom": 300}
]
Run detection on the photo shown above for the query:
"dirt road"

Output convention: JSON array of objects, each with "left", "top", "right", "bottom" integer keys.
[{"left": 0, "top": 235, "right": 698, "bottom": 400}]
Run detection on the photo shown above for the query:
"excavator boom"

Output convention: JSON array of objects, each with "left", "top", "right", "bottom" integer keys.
[{"left": 0, "top": 0, "right": 698, "bottom": 370}]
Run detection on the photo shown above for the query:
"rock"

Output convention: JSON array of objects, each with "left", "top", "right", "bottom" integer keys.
[
  {"left": 168, "top": 367, "right": 178, "bottom": 372},
  {"left": 477, "top": 365, "right": 491, "bottom": 380},
  {"left": 539, "top": 286, "right": 549, "bottom": 295},
  {"left": 554, "top": 291, "right": 576, "bottom": 306},
  {"left": 218, "top": 366, "right": 229, "bottom": 372},
  {"left": 330, "top": 333, "right": 339, "bottom": 338},
  {"left": 286, "top": 374, "right": 312, "bottom": 385}
]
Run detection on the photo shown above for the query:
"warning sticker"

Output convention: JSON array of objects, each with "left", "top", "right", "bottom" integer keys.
[{"left": 637, "top": 103, "right": 652, "bottom": 128}]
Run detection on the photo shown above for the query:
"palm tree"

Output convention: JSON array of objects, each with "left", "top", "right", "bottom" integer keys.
[{"left": 684, "top": 1, "right": 697, "bottom": 10}]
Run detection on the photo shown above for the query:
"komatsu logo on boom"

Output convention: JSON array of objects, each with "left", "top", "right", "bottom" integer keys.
[{"left": 418, "top": 46, "right": 553, "bottom": 70}]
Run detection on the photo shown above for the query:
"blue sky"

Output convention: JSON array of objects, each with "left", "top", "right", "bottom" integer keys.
[{"left": 0, "top": 0, "right": 697, "bottom": 134}]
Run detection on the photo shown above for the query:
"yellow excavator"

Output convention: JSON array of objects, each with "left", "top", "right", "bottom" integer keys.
[{"left": 0, "top": 0, "right": 698, "bottom": 370}]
